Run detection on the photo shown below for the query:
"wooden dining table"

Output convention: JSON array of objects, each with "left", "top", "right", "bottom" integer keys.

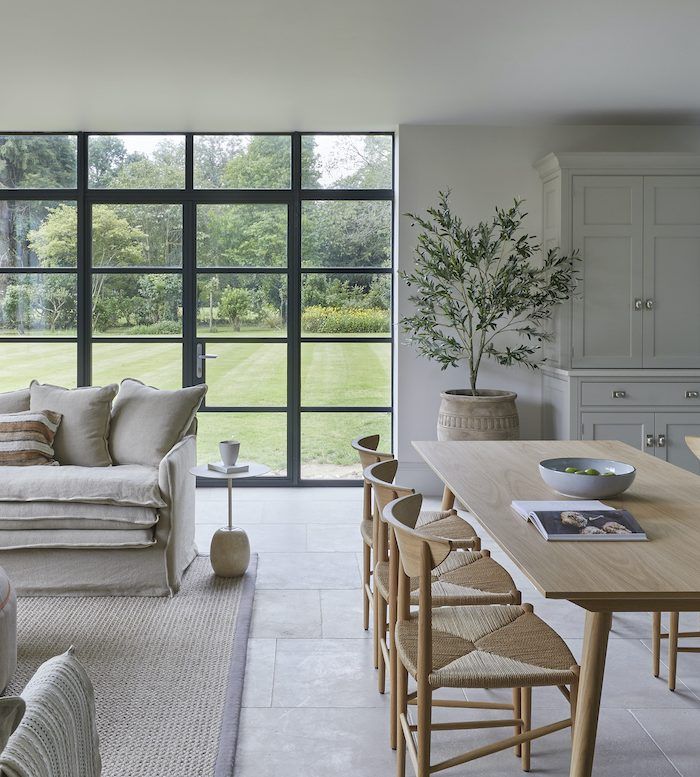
[{"left": 414, "top": 438, "right": 700, "bottom": 777}]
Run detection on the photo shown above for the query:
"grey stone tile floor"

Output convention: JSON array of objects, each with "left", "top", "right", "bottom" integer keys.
[{"left": 195, "top": 486, "right": 699, "bottom": 776}]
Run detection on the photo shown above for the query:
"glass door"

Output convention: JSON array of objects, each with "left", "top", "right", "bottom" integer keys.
[{"left": 193, "top": 203, "right": 290, "bottom": 477}]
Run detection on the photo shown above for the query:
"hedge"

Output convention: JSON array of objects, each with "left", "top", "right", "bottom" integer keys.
[{"left": 301, "top": 306, "right": 389, "bottom": 334}]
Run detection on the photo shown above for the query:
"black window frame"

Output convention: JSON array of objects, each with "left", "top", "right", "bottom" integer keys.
[{"left": 0, "top": 131, "right": 394, "bottom": 486}]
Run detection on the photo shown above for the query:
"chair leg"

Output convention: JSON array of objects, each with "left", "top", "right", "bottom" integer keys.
[
  {"left": 669, "top": 611, "right": 679, "bottom": 692},
  {"left": 377, "top": 595, "right": 387, "bottom": 693},
  {"left": 417, "top": 680, "right": 432, "bottom": 777},
  {"left": 363, "top": 543, "right": 372, "bottom": 631},
  {"left": 521, "top": 686, "right": 532, "bottom": 772},
  {"left": 513, "top": 687, "right": 522, "bottom": 757},
  {"left": 570, "top": 678, "right": 578, "bottom": 740},
  {"left": 389, "top": 599, "right": 398, "bottom": 748},
  {"left": 373, "top": 582, "right": 380, "bottom": 670},
  {"left": 396, "top": 660, "right": 408, "bottom": 777},
  {"left": 652, "top": 612, "right": 661, "bottom": 677}
]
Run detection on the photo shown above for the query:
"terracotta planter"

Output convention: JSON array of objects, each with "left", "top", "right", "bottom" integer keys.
[{"left": 437, "top": 389, "right": 519, "bottom": 441}]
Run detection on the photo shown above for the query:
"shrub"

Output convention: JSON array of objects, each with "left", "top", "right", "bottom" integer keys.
[
  {"left": 301, "top": 306, "right": 389, "bottom": 334},
  {"left": 123, "top": 321, "right": 181, "bottom": 335}
]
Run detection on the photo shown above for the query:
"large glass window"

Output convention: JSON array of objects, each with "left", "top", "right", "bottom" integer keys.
[
  {"left": 0, "top": 132, "right": 393, "bottom": 483},
  {"left": 0, "top": 136, "right": 79, "bottom": 393}
]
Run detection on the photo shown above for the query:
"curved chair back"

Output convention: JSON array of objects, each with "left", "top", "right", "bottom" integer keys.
[
  {"left": 382, "top": 493, "right": 451, "bottom": 578},
  {"left": 686, "top": 435, "right": 700, "bottom": 462},
  {"left": 363, "top": 459, "right": 416, "bottom": 516},
  {"left": 351, "top": 435, "right": 394, "bottom": 469},
  {"left": 364, "top": 459, "right": 418, "bottom": 563},
  {"left": 353, "top": 435, "right": 394, "bottom": 526}
]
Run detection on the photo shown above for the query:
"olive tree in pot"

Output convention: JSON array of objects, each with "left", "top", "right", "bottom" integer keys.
[{"left": 401, "top": 192, "right": 577, "bottom": 441}]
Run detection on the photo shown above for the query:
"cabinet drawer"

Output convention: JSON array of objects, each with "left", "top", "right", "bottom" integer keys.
[{"left": 580, "top": 381, "right": 700, "bottom": 407}]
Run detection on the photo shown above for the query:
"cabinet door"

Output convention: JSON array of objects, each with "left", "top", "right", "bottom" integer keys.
[
  {"left": 643, "top": 177, "right": 700, "bottom": 367},
  {"left": 654, "top": 412, "right": 700, "bottom": 474},
  {"left": 581, "top": 411, "right": 654, "bottom": 452},
  {"left": 572, "top": 176, "right": 644, "bottom": 368}
]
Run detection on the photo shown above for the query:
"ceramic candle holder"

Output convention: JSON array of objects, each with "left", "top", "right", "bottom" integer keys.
[{"left": 219, "top": 440, "right": 241, "bottom": 467}]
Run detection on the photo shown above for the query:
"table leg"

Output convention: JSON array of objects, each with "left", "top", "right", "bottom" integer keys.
[
  {"left": 227, "top": 478, "right": 233, "bottom": 530},
  {"left": 569, "top": 610, "right": 612, "bottom": 777},
  {"left": 440, "top": 485, "right": 455, "bottom": 511}
]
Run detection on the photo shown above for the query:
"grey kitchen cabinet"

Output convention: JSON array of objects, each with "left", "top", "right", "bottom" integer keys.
[
  {"left": 654, "top": 413, "right": 700, "bottom": 474},
  {"left": 580, "top": 410, "right": 700, "bottom": 475},
  {"left": 581, "top": 412, "right": 654, "bottom": 451},
  {"left": 642, "top": 177, "right": 700, "bottom": 368},
  {"left": 537, "top": 153, "right": 700, "bottom": 474},
  {"left": 543, "top": 368, "right": 700, "bottom": 474},
  {"left": 572, "top": 176, "right": 644, "bottom": 367}
]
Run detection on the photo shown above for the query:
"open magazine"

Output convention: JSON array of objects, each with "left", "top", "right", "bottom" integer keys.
[{"left": 511, "top": 500, "right": 647, "bottom": 541}]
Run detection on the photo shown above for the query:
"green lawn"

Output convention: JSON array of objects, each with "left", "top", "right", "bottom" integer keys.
[{"left": 2, "top": 339, "right": 392, "bottom": 477}]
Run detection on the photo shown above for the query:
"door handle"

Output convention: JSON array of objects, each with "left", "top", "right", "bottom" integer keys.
[
  {"left": 657, "top": 434, "right": 666, "bottom": 448},
  {"left": 646, "top": 434, "right": 656, "bottom": 448},
  {"left": 633, "top": 298, "right": 642, "bottom": 311},
  {"left": 196, "top": 343, "right": 218, "bottom": 379},
  {"left": 645, "top": 299, "right": 654, "bottom": 310}
]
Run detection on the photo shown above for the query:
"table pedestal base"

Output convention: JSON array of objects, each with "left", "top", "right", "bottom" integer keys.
[{"left": 210, "top": 527, "right": 250, "bottom": 578}]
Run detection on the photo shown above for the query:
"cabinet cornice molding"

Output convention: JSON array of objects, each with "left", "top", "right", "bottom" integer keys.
[{"left": 535, "top": 151, "right": 700, "bottom": 178}]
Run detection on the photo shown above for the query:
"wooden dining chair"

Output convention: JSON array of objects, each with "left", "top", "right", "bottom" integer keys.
[
  {"left": 365, "top": 460, "right": 521, "bottom": 751},
  {"left": 364, "top": 459, "right": 483, "bottom": 695},
  {"left": 351, "top": 434, "right": 394, "bottom": 633},
  {"left": 385, "top": 493, "right": 579, "bottom": 777},
  {"left": 651, "top": 435, "right": 700, "bottom": 691}
]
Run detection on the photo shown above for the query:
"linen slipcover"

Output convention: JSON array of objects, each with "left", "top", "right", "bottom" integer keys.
[
  {"left": 0, "top": 464, "right": 165, "bottom": 507},
  {"left": 0, "top": 501, "right": 158, "bottom": 531}
]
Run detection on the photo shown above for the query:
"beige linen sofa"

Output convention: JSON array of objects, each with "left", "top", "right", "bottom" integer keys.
[{"left": 0, "top": 381, "right": 205, "bottom": 596}]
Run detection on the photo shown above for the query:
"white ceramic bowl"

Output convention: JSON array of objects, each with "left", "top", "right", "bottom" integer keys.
[{"left": 539, "top": 458, "right": 636, "bottom": 499}]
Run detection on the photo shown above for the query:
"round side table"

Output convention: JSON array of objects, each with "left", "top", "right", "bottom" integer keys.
[{"left": 190, "top": 462, "right": 270, "bottom": 577}]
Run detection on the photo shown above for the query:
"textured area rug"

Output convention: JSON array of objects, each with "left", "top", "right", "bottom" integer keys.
[{"left": 5, "top": 555, "right": 257, "bottom": 777}]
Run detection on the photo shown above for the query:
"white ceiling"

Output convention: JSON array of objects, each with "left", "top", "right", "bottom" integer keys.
[{"left": 4, "top": 0, "right": 700, "bottom": 130}]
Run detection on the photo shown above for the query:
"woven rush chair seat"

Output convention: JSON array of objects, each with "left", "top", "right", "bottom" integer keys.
[
  {"left": 373, "top": 550, "right": 519, "bottom": 606},
  {"left": 416, "top": 508, "right": 480, "bottom": 546},
  {"left": 395, "top": 603, "right": 577, "bottom": 690},
  {"left": 360, "top": 518, "right": 374, "bottom": 548}
]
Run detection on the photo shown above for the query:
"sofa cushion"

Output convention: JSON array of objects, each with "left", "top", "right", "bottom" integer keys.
[
  {"left": 0, "top": 410, "right": 62, "bottom": 467},
  {"left": 0, "top": 465, "right": 165, "bottom": 508},
  {"left": 29, "top": 381, "right": 118, "bottom": 468},
  {"left": 0, "top": 390, "right": 29, "bottom": 415},
  {"left": 109, "top": 379, "right": 206, "bottom": 467},
  {"left": 0, "top": 528, "right": 155, "bottom": 549},
  {"left": 0, "top": 502, "right": 158, "bottom": 531}
]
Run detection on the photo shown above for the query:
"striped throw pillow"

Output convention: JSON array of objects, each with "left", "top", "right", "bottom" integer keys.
[{"left": 0, "top": 410, "right": 62, "bottom": 466}]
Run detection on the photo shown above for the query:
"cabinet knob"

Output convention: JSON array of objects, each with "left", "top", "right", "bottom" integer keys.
[
  {"left": 658, "top": 434, "right": 666, "bottom": 448},
  {"left": 634, "top": 298, "right": 642, "bottom": 311},
  {"left": 611, "top": 390, "right": 626, "bottom": 399},
  {"left": 645, "top": 299, "right": 654, "bottom": 310},
  {"left": 686, "top": 391, "right": 699, "bottom": 399},
  {"left": 646, "top": 434, "right": 656, "bottom": 448}
]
